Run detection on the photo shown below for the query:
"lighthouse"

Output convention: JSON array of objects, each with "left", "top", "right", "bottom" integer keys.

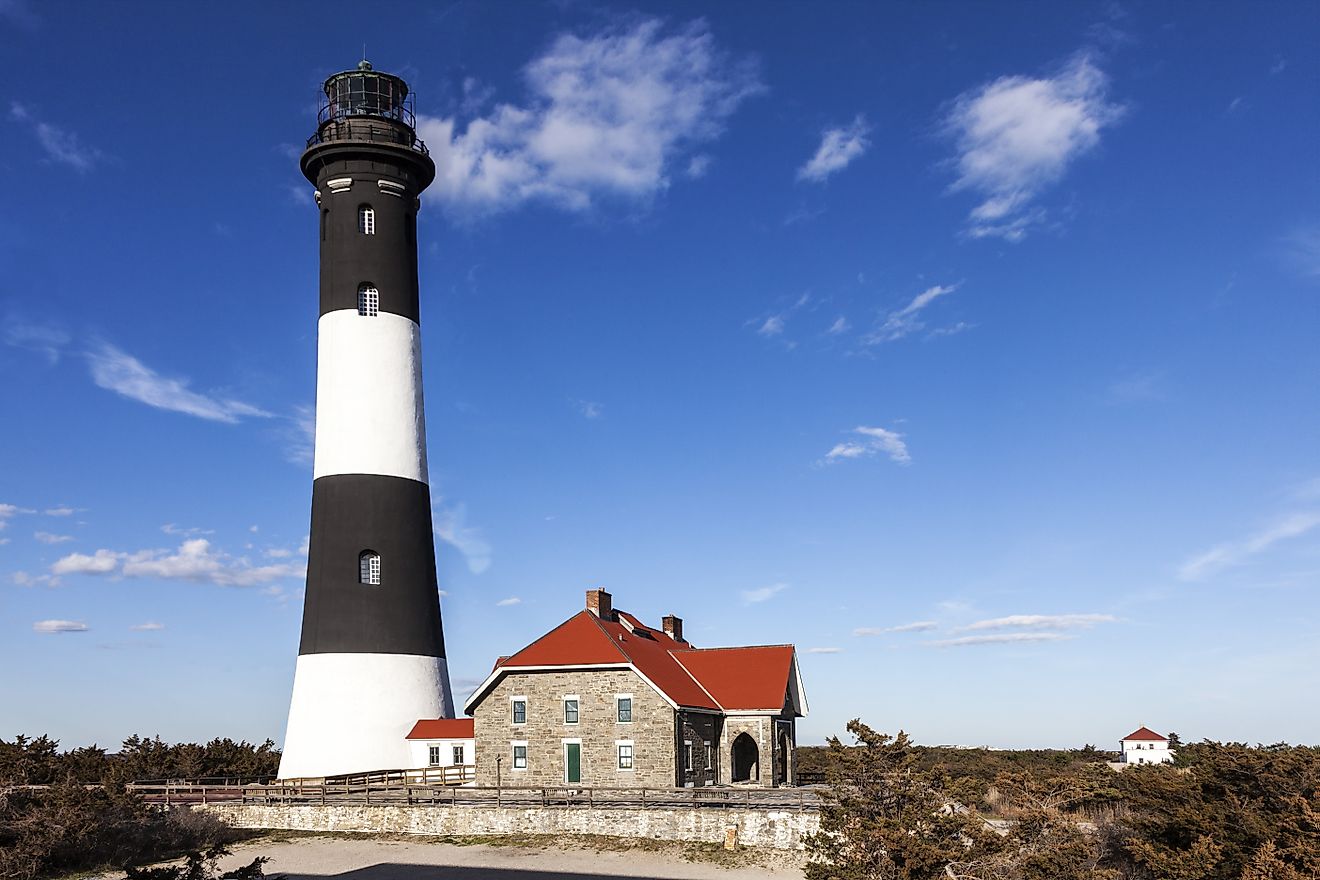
[{"left": 279, "top": 61, "right": 453, "bottom": 779}]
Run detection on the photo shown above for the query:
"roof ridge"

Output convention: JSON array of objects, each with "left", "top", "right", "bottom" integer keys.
[
  {"left": 668, "top": 650, "right": 724, "bottom": 711},
  {"left": 583, "top": 609, "right": 633, "bottom": 662},
  {"left": 676, "top": 643, "right": 796, "bottom": 652}
]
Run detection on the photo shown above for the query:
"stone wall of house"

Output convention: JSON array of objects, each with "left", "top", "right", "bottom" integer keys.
[
  {"left": 473, "top": 668, "right": 676, "bottom": 788},
  {"left": 199, "top": 802, "right": 820, "bottom": 850},
  {"left": 677, "top": 712, "right": 721, "bottom": 788}
]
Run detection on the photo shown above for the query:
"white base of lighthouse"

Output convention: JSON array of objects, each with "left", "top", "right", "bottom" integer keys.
[{"left": 278, "top": 652, "right": 454, "bottom": 780}]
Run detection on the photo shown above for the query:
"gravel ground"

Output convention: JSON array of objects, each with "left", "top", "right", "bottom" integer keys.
[{"left": 202, "top": 834, "right": 807, "bottom": 880}]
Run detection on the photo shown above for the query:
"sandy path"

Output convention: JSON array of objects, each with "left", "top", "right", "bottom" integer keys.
[{"left": 208, "top": 835, "right": 806, "bottom": 880}]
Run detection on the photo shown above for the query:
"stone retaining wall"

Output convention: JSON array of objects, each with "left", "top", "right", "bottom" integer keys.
[{"left": 200, "top": 803, "right": 820, "bottom": 850}]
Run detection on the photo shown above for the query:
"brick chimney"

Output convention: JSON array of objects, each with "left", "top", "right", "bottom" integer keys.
[
  {"left": 662, "top": 615, "right": 684, "bottom": 643},
  {"left": 586, "top": 588, "right": 613, "bottom": 621}
]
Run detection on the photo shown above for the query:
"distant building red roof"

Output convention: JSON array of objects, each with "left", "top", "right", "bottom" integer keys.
[
  {"left": 1122, "top": 726, "right": 1166, "bottom": 741},
  {"left": 466, "top": 607, "right": 806, "bottom": 717},
  {"left": 406, "top": 718, "right": 475, "bottom": 740}
]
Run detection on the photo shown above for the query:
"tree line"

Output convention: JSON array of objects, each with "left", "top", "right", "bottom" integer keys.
[{"left": 804, "top": 720, "right": 1320, "bottom": 880}]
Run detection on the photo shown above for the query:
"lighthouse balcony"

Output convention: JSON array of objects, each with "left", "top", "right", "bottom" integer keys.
[{"left": 307, "top": 118, "right": 429, "bottom": 155}]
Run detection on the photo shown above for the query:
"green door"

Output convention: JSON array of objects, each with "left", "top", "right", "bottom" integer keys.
[{"left": 565, "top": 743, "right": 581, "bottom": 783}]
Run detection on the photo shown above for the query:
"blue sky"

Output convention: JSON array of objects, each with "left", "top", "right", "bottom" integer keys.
[{"left": 2, "top": 0, "right": 1318, "bottom": 750}]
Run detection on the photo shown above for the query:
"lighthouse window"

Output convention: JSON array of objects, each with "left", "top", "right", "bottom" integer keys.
[
  {"left": 358, "top": 205, "right": 375, "bottom": 235},
  {"left": 357, "top": 284, "right": 379, "bottom": 317},
  {"left": 359, "top": 550, "right": 381, "bottom": 585}
]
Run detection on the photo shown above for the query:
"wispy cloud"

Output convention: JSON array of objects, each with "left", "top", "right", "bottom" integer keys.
[
  {"left": 806, "top": 647, "right": 842, "bottom": 654},
  {"left": 750, "top": 292, "right": 811, "bottom": 343},
  {"left": 944, "top": 53, "right": 1123, "bottom": 240},
  {"left": 797, "top": 115, "right": 870, "bottom": 182},
  {"left": 10, "top": 103, "right": 105, "bottom": 172},
  {"left": 741, "top": 582, "right": 788, "bottom": 604},
  {"left": 864, "top": 284, "right": 958, "bottom": 344},
  {"left": 85, "top": 342, "right": 272, "bottom": 424},
  {"left": 496, "top": 596, "right": 522, "bottom": 607},
  {"left": 855, "top": 621, "right": 938, "bottom": 636},
  {"left": 13, "top": 571, "right": 59, "bottom": 588},
  {"left": 3, "top": 323, "right": 70, "bottom": 364},
  {"left": 821, "top": 426, "right": 911, "bottom": 466},
  {"left": 1179, "top": 512, "right": 1320, "bottom": 581},
  {"left": 931, "top": 632, "right": 1072, "bottom": 648},
  {"left": 1106, "top": 372, "right": 1165, "bottom": 404},
  {"left": 43, "top": 507, "right": 77, "bottom": 517},
  {"left": 130, "top": 622, "right": 165, "bottom": 631},
  {"left": 50, "top": 539, "right": 305, "bottom": 587},
  {"left": 575, "top": 399, "right": 604, "bottom": 419},
  {"left": 34, "top": 620, "right": 88, "bottom": 634},
  {"left": 434, "top": 502, "right": 492, "bottom": 574},
  {"left": 1281, "top": 226, "right": 1320, "bottom": 281},
  {"left": 417, "top": 19, "right": 761, "bottom": 216},
  {"left": 34, "top": 532, "right": 73, "bottom": 545},
  {"left": 161, "top": 524, "right": 215, "bottom": 537},
  {"left": 958, "top": 613, "right": 1116, "bottom": 632}
]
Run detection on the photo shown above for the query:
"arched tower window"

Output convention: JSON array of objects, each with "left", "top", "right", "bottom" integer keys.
[
  {"left": 358, "top": 205, "right": 375, "bottom": 235},
  {"left": 359, "top": 550, "right": 381, "bottom": 585},
  {"left": 357, "top": 283, "right": 379, "bottom": 316}
]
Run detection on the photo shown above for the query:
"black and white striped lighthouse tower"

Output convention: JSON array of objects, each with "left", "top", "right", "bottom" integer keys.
[{"left": 279, "top": 61, "right": 453, "bottom": 779}]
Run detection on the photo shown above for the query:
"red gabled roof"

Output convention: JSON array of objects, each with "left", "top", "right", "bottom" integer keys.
[
  {"left": 468, "top": 607, "right": 802, "bottom": 716},
  {"left": 672, "top": 645, "right": 795, "bottom": 711},
  {"left": 406, "top": 718, "right": 474, "bottom": 740},
  {"left": 1122, "top": 726, "right": 1166, "bottom": 741}
]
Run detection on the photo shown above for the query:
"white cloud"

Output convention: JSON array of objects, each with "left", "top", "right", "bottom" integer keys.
[
  {"left": 417, "top": 19, "right": 761, "bottom": 216},
  {"left": 161, "top": 523, "right": 215, "bottom": 537},
  {"left": 864, "top": 284, "right": 958, "bottom": 344},
  {"left": 959, "top": 613, "right": 1116, "bottom": 632},
  {"left": 798, "top": 115, "right": 870, "bottom": 182},
  {"left": 283, "top": 403, "right": 317, "bottom": 467},
  {"left": 575, "top": 399, "right": 604, "bottom": 419},
  {"left": 43, "top": 507, "right": 76, "bottom": 517},
  {"left": 496, "top": 596, "right": 522, "bottom": 607},
  {"left": 927, "top": 321, "right": 974, "bottom": 339},
  {"left": 757, "top": 315, "right": 785, "bottom": 337},
  {"left": 12, "top": 571, "right": 59, "bottom": 587},
  {"left": 10, "top": 102, "right": 105, "bottom": 172},
  {"left": 822, "top": 425, "right": 911, "bottom": 466},
  {"left": 1179, "top": 512, "right": 1320, "bottom": 581},
  {"left": 51, "top": 549, "right": 121, "bottom": 575},
  {"left": 826, "top": 316, "right": 850, "bottom": 335},
  {"left": 3, "top": 323, "right": 70, "bottom": 364},
  {"left": 806, "top": 647, "right": 842, "bottom": 654},
  {"left": 855, "top": 621, "right": 939, "bottom": 636},
  {"left": 931, "top": 632, "right": 1072, "bottom": 648},
  {"left": 686, "top": 154, "right": 712, "bottom": 178},
  {"left": 34, "top": 619, "right": 88, "bottom": 634},
  {"left": 84, "top": 342, "right": 272, "bottom": 424},
  {"left": 945, "top": 54, "right": 1123, "bottom": 240},
  {"left": 434, "top": 502, "right": 492, "bottom": 574},
  {"left": 51, "top": 539, "right": 305, "bottom": 587},
  {"left": 130, "top": 622, "right": 165, "bottom": 631},
  {"left": 741, "top": 582, "right": 788, "bottom": 604},
  {"left": 34, "top": 531, "right": 73, "bottom": 545}
]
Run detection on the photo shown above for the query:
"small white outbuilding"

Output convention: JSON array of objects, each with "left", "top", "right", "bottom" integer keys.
[
  {"left": 1120, "top": 726, "right": 1174, "bottom": 765},
  {"left": 405, "top": 718, "right": 475, "bottom": 781}
]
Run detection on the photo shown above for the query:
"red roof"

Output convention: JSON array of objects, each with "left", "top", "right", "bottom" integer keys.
[
  {"left": 672, "top": 646, "right": 795, "bottom": 711},
  {"left": 467, "top": 608, "right": 803, "bottom": 716},
  {"left": 1122, "top": 726, "right": 1166, "bottom": 741},
  {"left": 406, "top": 718, "right": 474, "bottom": 740}
]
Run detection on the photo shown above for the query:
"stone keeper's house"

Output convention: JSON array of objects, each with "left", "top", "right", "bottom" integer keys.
[{"left": 463, "top": 589, "right": 808, "bottom": 788}]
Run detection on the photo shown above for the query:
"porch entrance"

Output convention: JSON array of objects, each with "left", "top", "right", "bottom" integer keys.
[{"left": 731, "top": 732, "right": 758, "bottom": 783}]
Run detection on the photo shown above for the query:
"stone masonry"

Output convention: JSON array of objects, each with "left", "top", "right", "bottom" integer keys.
[{"left": 473, "top": 668, "right": 676, "bottom": 788}]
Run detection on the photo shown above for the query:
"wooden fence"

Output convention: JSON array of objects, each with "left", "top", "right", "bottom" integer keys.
[{"left": 125, "top": 776, "right": 821, "bottom": 812}]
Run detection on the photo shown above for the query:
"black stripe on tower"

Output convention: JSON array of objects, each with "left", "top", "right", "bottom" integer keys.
[{"left": 299, "top": 473, "right": 446, "bottom": 657}]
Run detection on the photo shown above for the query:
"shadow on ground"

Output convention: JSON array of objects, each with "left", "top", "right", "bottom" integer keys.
[{"left": 281, "top": 867, "right": 692, "bottom": 880}]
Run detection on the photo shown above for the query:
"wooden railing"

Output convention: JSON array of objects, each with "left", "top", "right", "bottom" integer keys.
[{"left": 126, "top": 775, "right": 821, "bottom": 812}]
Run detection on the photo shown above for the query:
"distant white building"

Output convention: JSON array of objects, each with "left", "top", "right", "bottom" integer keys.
[{"left": 1120, "top": 726, "right": 1174, "bottom": 765}]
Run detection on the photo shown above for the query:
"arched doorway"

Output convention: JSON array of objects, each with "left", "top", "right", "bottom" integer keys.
[
  {"left": 731, "top": 733, "right": 759, "bottom": 783},
  {"left": 775, "top": 728, "right": 790, "bottom": 784}
]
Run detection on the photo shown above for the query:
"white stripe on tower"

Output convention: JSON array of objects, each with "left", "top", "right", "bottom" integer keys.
[{"left": 313, "top": 309, "right": 428, "bottom": 484}]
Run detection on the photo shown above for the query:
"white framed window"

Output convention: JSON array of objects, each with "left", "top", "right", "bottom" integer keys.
[
  {"left": 705, "top": 742, "right": 713, "bottom": 772},
  {"left": 428, "top": 745, "right": 440, "bottom": 766},
  {"left": 615, "top": 695, "right": 633, "bottom": 723},
  {"left": 452, "top": 744, "right": 465, "bottom": 764},
  {"left": 359, "top": 550, "right": 380, "bottom": 585},
  {"left": 511, "top": 741, "right": 527, "bottom": 770},
  {"left": 357, "top": 283, "right": 379, "bottom": 316},
  {"left": 616, "top": 740, "right": 634, "bottom": 770},
  {"left": 511, "top": 697, "right": 526, "bottom": 725},
  {"left": 563, "top": 696, "right": 579, "bottom": 725},
  {"left": 358, "top": 204, "right": 375, "bottom": 235},
  {"left": 684, "top": 740, "right": 693, "bottom": 774}
]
